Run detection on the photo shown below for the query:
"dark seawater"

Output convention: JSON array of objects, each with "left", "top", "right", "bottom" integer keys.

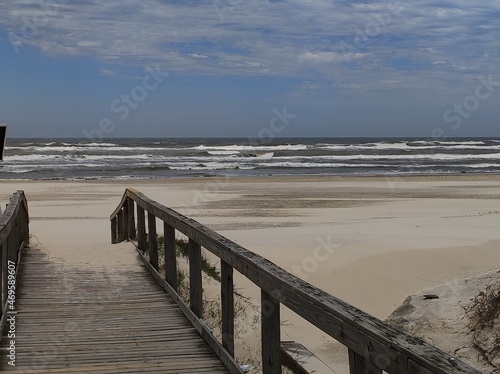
[{"left": 1, "top": 138, "right": 499, "bottom": 180}]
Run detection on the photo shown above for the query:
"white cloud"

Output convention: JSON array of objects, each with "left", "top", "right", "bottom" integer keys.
[
  {"left": 78, "top": 41, "right": 101, "bottom": 48},
  {"left": 99, "top": 69, "right": 115, "bottom": 76},
  {"left": 299, "top": 51, "right": 367, "bottom": 63},
  {"left": 188, "top": 53, "right": 209, "bottom": 59},
  {"left": 300, "top": 81, "right": 321, "bottom": 90},
  {"left": 1, "top": 0, "right": 499, "bottom": 97}
]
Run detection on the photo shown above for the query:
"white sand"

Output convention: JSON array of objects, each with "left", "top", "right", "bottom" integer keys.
[
  {"left": 387, "top": 269, "right": 500, "bottom": 373},
  {"left": 1, "top": 175, "right": 500, "bottom": 373}
]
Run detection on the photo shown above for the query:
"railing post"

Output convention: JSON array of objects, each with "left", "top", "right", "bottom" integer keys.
[
  {"left": 189, "top": 239, "right": 202, "bottom": 318},
  {"left": 262, "top": 290, "right": 281, "bottom": 374},
  {"left": 7, "top": 221, "right": 18, "bottom": 264},
  {"left": 117, "top": 208, "right": 122, "bottom": 241},
  {"left": 137, "top": 205, "right": 146, "bottom": 252},
  {"left": 164, "top": 222, "right": 177, "bottom": 291},
  {"left": 111, "top": 217, "right": 117, "bottom": 244},
  {"left": 1, "top": 242, "right": 6, "bottom": 314},
  {"left": 148, "top": 212, "right": 158, "bottom": 270},
  {"left": 117, "top": 208, "right": 126, "bottom": 242},
  {"left": 348, "top": 349, "right": 382, "bottom": 374},
  {"left": 16, "top": 213, "right": 23, "bottom": 250},
  {"left": 127, "top": 198, "right": 136, "bottom": 240},
  {"left": 22, "top": 202, "right": 29, "bottom": 244},
  {"left": 221, "top": 260, "right": 234, "bottom": 357},
  {"left": 123, "top": 200, "right": 129, "bottom": 240}
]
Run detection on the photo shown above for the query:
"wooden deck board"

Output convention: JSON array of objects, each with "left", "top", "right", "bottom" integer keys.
[{"left": 0, "top": 248, "right": 230, "bottom": 373}]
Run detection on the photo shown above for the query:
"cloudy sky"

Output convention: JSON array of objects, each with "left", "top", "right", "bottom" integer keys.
[{"left": 1, "top": 0, "right": 499, "bottom": 138}]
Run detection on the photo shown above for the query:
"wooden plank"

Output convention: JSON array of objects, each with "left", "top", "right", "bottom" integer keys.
[
  {"left": 7, "top": 222, "right": 18, "bottom": 264},
  {"left": 189, "top": 239, "right": 202, "bottom": 318},
  {"left": 110, "top": 217, "right": 117, "bottom": 244},
  {"left": 0, "top": 247, "right": 230, "bottom": 373},
  {"left": 408, "top": 358, "right": 435, "bottom": 374},
  {"left": 136, "top": 205, "right": 146, "bottom": 251},
  {"left": 127, "top": 198, "right": 136, "bottom": 240},
  {"left": 148, "top": 212, "right": 158, "bottom": 271},
  {"left": 0, "top": 244, "right": 4, "bottom": 315},
  {"left": 262, "top": 290, "right": 281, "bottom": 374},
  {"left": 1, "top": 241, "right": 6, "bottom": 311},
  {"left": 221, "top": 260, "right": 234, "bottom": 357},
  {"left": 117, "top": 208, "right": 126, "bottom": 242},
  {"left": 117, "top": 188, "right": 480, "bottom": 374},
  {"left": 280, "top": 341, "right": 338, "bottom": 374},
  {"left": 0, "top": 191, "right": 28, "bottom": 245},
  {"left": 19, "top": 202, "right": 29, "bottom": 246},
  {"left": 0, "top": 244, "right": 4, "bottom": 316},
  {"left": 348, "top": 348, "right": 382, "bottom": 374},
  {"left": 0, "top": 238, "right": 25, "bottom": 346},
  {"left": 164, "top": 222, "right": 177, "bottom": 291},
  {"left": 123, "top": 201, "right": 129, "bottom": 240},
  {"left": 116, "top": 208, "right": 122, "bottom": 242},
  {"left": 120, "top": 207, "right": 127, "bottom": 241}
]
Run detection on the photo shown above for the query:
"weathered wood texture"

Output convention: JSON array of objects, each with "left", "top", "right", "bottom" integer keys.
[
  {"left": 0, "top": 247, "right": 230, "bottom": 373},
  {"left": 189, "top": 239, "right": 203, "bottom": 318},
  {"left": 280, "top": 341, "right": 337, "bottom": 374},
  {"left": 221, "top": 260, "right": 234, "bottom": 357},
  {"left": 117, "top": 208, "right": 127, "bottom": 243},
  {"left": 110, "top": 217, "right": 117, "bottom": 244},
  {"left": 136, "top": 204, "right": 146, "bottom": 252},
  {"left": 164, "top": 222, "right": 177, "bottom": 291},
  {"left": 127, "top": 197, "right": 136, "bottom": 240},
  {"left": 262, "top": 290, "right": 281, "bottom": 374},
  {"left": 0, "top": 190, "right": 29, "bottom": 340},
  {"left": 148, "top": 212, "right": 158, "bottom": 270},
  {"left": 349, "top": 348, "right": 382, "bottom": 374},
  {"left": 110, "top": 188, "right": 482, "bottom": 374},
  {"left": 134, "top": 244, "right": 243, "bottom": 374}
]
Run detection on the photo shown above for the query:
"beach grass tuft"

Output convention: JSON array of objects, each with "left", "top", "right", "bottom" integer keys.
[{"left": 464, "top": 281, "right": 500, "bottom": 366}]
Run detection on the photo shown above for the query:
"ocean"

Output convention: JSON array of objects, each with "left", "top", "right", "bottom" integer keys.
[{"left": 1, "top": 138, "right": 500, "bottom": 180}]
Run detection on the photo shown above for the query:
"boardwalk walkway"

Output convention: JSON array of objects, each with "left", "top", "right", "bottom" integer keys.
[
  {"left": 0, "top": 246, "right": 229, "bottom": 373},
  {"left": 0, "top": 189, "right": 483, "bottom": 374}
]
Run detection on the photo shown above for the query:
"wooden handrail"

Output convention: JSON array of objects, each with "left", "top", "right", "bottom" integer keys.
[
  {"left": 111, "top": 188, "right": 481, "bottom": 374},
  {"left": 0, "top": 191, "right": 29, "bottom": 341}
]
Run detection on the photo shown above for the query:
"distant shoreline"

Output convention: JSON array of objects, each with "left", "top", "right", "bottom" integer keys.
[
  {"left": 3, "top": 138, "right": 500, "bottom": 179},
  {"left": 1, "top": 172, "right": 500, "bottom": 183}
]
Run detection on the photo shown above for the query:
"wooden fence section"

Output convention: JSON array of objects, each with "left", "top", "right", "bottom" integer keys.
[
  {"left": 110, "top": 188, "right": 482, "bottom": 374},
  {"left": 0, "top": 190, "right": 29, "bottom": 339}
]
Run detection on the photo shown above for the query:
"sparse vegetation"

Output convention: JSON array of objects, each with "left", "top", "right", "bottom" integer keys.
[
  {"left": 145, "top": 234, "right": 263, "bottom": 371},
  {"left": 463, "top": 281, "right": 500, "bottom": 367}
]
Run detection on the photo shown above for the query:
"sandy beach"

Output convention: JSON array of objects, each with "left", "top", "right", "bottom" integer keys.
[{"left": 1, "top": 174, "right": 500, "bottom": 372}]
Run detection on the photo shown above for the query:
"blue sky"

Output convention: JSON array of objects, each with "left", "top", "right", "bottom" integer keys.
[{"left": 1, "top": 0, "right": 500, "bottom": 138}]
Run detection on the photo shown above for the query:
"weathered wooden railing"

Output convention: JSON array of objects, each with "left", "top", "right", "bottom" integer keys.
[
  {"left": 110, "top": 188, "right": 481, "bottom": 374},
  {"left": 0, "top": 191, "right": 29, "bottom": 340}
]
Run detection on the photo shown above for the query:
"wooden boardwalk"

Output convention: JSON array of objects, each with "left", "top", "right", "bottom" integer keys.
[
  {"left": 0, "top": 247, "right": 229, "bottom": 373},
  {"left": 0, "top": 189, "right": 482, "bottom": 374}
]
